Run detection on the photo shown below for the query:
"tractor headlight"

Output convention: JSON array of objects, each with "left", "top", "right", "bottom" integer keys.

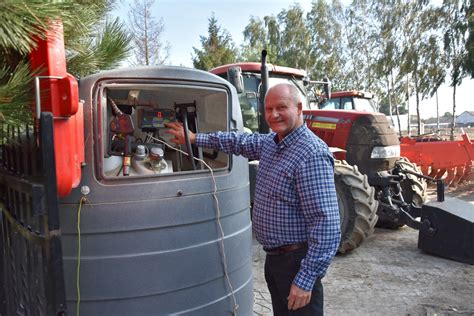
[{"left": 370, "top": 145, "right": 400, "bottom": 159}]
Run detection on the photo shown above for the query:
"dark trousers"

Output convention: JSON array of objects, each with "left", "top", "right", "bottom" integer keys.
[{"left": 264, "top": 248, "right": 324, "bottom": 316}]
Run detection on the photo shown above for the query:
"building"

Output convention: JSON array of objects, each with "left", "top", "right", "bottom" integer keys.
[{"left": 456, "top": 111, "right": 474, "bottom": 126}]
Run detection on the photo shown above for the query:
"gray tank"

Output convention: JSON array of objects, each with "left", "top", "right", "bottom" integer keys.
[{"left": 59, "top": 66, "right": 253, "bottom": 315}]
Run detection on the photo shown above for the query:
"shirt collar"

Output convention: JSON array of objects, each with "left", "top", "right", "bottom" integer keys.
[{"left": 273, "top": 123, "right": 307, "bottom": 149}]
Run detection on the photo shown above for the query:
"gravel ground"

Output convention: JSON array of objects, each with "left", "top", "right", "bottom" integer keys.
[{"left": 252, "top": 184, "right": 474, "bottom": 316}]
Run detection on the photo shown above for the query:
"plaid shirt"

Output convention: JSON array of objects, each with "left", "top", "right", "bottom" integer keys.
[{"left": 196, "top": 124, "right": 341, "bottom": 291}]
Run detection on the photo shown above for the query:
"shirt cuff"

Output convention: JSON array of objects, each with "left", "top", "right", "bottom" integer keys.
[
  {"left": 293, "top": 268, "right": 318, "bottom": 292},
  {"left": 195, "top": 133, "right": 209, "bottom": 147}
]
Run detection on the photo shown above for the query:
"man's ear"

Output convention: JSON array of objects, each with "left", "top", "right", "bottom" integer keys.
[{"left": 297, "top": 102, "right": 303, "bottom": 114}]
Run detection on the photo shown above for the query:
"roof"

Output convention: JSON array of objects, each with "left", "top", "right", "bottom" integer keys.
[
  {"left": 80, "top": 65, "right": 230, "bottom": 88},
  {"left": 329, "top": 90, "right": 374, "bottom": 99},
  {"left": 209, "top": 62, "right": 307, "bottom": 78},
  {"left": 457, "top": 111, "right": 474, "bottom": 117}
]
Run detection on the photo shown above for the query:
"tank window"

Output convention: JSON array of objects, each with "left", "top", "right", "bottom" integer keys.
[{"left": 96, "top": 84, "right": 229, "bottom": 179}]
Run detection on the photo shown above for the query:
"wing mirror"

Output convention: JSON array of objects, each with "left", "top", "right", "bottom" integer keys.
[{"left": 227, "top": 66, "right": 244, "bottom": 94}]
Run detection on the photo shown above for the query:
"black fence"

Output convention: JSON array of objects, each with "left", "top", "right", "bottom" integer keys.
[{"left": 0, "top": 113, "right": 67, "bottom": 315}]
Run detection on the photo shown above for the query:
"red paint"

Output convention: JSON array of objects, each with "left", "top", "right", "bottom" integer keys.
[
  {"left": 30, "top": 21, "right": 84, "bottom": 196},
  {"left": 400, "top": 133, "right": 473, "bottom": 186},
  {"left": 303, "top": 109, "right": 369, "bottom": 160}
]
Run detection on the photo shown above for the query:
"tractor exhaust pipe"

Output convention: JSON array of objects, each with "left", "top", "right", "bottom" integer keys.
[{"left": 259, "top": 50, "right": 270, "bottom": 133}]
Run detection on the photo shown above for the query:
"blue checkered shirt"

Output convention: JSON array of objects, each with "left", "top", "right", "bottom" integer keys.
[{"left": 196, "top": 124, "right": 341, "bottom": 291}]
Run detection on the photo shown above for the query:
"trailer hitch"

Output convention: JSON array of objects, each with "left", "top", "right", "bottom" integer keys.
[
  {"left": 378, "top": 185, "right": 436, "bottom": 236},
  {"left": 378, "top": 199, "right": 436, "bottom": 236},
  {"left": 393, "top": 164, "right": 445, "bottom": 202}
]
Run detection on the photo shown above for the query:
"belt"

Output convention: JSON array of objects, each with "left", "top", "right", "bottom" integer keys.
[{"left": 264, "top": 242, "right": 308, "bottom": 255}]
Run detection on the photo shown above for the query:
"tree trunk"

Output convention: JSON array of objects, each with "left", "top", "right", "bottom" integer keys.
[
  {"left": 450, "top": 84, "right": 457, "bottom": 141},
  {"left": 436, "top": 91, "right": 439, "bottom": 131},
  {"left": 414, "top": 72, "right": 421, "bottom": 135},
  {"left": 406, "top": 76, "right": 411, "bottom": 137},
  {"left": 391, "top": 71, "right": 401, "bottom": 137}
]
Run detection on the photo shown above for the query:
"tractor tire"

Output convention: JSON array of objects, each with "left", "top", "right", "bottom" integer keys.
[
  {"left": 376, "top": 157, "right": 427, "bottom": 229},
  {"left": 334, "top": 160, "right": 379, "bottom": 254},
  {"left": 396, "top": 157, "right": 427, "bottom": 207}
]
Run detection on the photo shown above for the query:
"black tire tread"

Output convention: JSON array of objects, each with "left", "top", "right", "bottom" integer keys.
[{"left": 335, "top": 160, "right": 378, "bottom": 253}]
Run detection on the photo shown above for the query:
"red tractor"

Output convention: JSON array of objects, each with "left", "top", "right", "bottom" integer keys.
[
  {"left": 210, "top": 52, "right": 432, "bottom": 253},
  {"left": 320, "top": 90, "right": 474, "bottom": 187}
]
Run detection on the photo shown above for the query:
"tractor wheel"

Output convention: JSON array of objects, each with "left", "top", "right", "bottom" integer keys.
[
  {"left": 334, "top": 160, "right": 379, "bottom": 254},
  {"left": 396, "top": 157, "right": 427, "bottom": 207}
]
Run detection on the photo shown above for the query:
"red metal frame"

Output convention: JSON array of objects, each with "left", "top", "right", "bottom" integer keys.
[
  {"left": 30, "top": 21, "right": 84, "bottom": 197},
  {"left": 400, "top": 133, "right": 474, "bottom": 186}
]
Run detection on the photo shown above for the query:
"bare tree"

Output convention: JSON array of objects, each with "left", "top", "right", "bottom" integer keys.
[{"left": 128, "top": 0, "right": 170, "bottom": 65}]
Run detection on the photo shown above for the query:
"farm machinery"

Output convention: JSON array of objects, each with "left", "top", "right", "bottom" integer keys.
[
  {"left": 319, "top": 89, "right": 474, "bottom": 187},
  {"left": 400, "top": 133, "right": 474, "bottom": 187},
  {"left": 211, "top": 51, "right": 473, "bottom": 263}
]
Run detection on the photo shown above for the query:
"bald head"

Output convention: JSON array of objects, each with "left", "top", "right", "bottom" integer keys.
[{"left": 264, "top": 83, "right": 301, "bottom": 107}]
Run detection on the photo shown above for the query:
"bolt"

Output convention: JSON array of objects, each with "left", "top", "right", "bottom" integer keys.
[{"left": 81, "top": 185, "right": 90, "bottom": 195}]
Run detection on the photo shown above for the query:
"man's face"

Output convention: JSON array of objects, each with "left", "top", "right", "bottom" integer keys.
[{"left": 264, "top": 87, "right": 303, "bottom": 141}]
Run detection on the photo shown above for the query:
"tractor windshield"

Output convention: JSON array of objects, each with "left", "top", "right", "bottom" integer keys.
[
  {"left": 320, "top": 96, "right": 377, "bottom": 112},
  {"left": 353, "top": 97, "right": 378, "bottom": 112}
]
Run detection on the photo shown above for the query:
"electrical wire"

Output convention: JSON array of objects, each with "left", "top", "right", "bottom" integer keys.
[
  {"left": 76, "top": 196, "right": 86, "bottom": 316},
  {"left": 149, "top": 135, "right": 239, "bottom": 315}
]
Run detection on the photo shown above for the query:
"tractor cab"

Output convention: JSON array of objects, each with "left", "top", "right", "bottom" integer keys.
[{"left": 319, "top": 90, "right": 378, "bottom": 112}]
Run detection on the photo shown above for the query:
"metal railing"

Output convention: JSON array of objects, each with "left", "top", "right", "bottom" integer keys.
[{"left": 0, "top": 113, "right": 67, "bottom": 316}]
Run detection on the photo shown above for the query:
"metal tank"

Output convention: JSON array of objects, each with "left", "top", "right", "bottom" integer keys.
[{"left": 59, "top": 66, "right": 253, "bottom": 315}]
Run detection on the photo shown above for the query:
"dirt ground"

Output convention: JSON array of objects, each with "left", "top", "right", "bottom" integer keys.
[{"left": 252, "top": 184, "right": 474, "bottom": 316}]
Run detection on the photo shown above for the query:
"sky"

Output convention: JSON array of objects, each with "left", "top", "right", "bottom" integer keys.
[{"left": 112, "top": 0, "right": 473, "bottom": 119}]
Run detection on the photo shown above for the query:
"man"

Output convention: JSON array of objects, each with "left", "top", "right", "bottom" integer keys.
[{"left": 166, "top": 83, "right": 341, "bottom": 315}]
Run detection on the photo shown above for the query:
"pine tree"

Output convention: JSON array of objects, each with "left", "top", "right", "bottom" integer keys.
[
  {"left": 0, "top": 1, "right": 131, "bottom": 124},
  {"left": 192, "top": 14, "right": 237, "bottom": 70}
]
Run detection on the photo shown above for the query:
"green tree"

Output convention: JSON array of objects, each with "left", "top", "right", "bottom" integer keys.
[
  {"left": 241, "top": 14, "right": 282, "bottom": 63},
  {"left": 371, "top": 0, "right": 404, "bottom": 133},
  {"left": 397, "top": 1, "right": 443, "bottom": 135},
  {"left": 340, "top": 1, "right": 380, "bottom": 92},
  {"left": 128, "top": 0, "right": 170, "bottom": 66},
  {"left": 192, "top": 14, "right": 237, "bottom": 70},
  {"left": 238, "top": 0, "right": 468, "bottom": 130},
  {"left": 440, "top": 0, "right": 469, "bottom": 139},
  {"left": 0, "top": 1, "right": 131, "bottom": 124},
  {"left": 306, "top": 0, "right": 345, "bottom": 90},
  {"left": 277, "top": 4, "right": 311, "bottom": 69},
  {"left": 240, "top": 16, "right": 267, "bottom": 62}
]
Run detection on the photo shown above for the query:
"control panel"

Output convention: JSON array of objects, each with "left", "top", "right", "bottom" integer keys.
[{"left": 138, "top": 108, "right": 176, "bottom": 131}]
